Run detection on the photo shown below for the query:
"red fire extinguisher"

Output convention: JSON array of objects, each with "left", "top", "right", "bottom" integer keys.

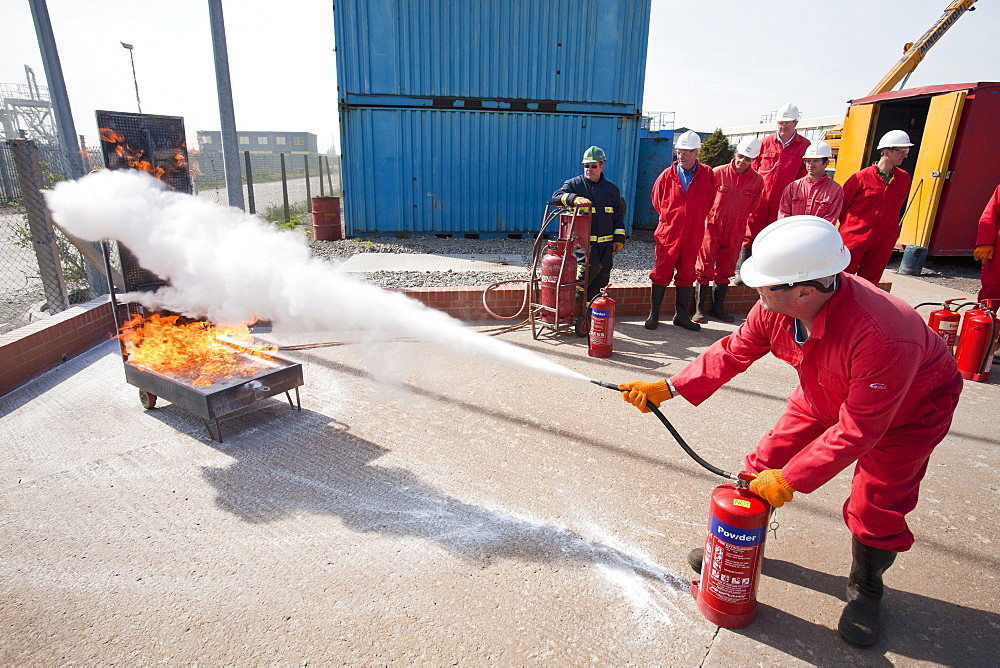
[
  {"left": 927, "top": 299, "right": 962, "bottom": 352},
  {"left": 540, "top": 240, "right": 577, "bottom": 324},
  {"left": 588, "top": 290, "right": 615, "bottom": 358},
  {"left": 954, "top": 300, "right": 999, "bottom": 382},
  {"left": 691, "top": 482, "right": 770, "bottom": 629}
]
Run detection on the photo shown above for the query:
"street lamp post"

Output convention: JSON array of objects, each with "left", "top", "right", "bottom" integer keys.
[{"left": 120, "top": 41, "right": 141, "bottom": 114}]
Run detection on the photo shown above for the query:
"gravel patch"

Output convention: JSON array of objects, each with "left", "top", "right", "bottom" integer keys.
[{"left": 308, "top": 234, "right": 985, "bottom": 295}]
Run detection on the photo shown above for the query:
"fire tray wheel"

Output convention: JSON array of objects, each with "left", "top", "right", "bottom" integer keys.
[
  {"left": 139, "top": 389, "right": 157, "bottom": 409},
  {"left": 574, "top": 316, "right": 590, "bottom": 338}
]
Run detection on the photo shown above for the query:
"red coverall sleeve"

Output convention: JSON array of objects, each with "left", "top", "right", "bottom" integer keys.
[
  {"left": 840, "top": 174, "right": 860, "bottom": 218},
  {"left": 826, "top": 184, "right": 844, "bottom": 224},
  {"left": 670, "top": 303, "right": 774, "bottom": 406},
  {"left": 777, "top": 182, "right": 794, "bottom": 219},
  {"left": 977, "top": 185, "right": 1000, "bottom": 246},
  {"left": 651, "top": 170, "right": 668, "bottom": 215},
  {"left": 781, "top": 340, "right": 923, "bottom": 493}
]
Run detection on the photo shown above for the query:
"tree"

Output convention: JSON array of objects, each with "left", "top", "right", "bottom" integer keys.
[{"left": 699, "top": 129, "right": 735, "bottom": 167}]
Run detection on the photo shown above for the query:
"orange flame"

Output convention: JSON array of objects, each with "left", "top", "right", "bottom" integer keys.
[
  {"left": 98, "top": 126, "right": 166, "bottom": 179},
  {"left": 119, "top": 313, "right": 275, "bottom": 386}
]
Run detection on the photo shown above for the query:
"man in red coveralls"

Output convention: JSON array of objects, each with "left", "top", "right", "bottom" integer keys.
[
  {"left": 619, "top": 216, "right": 962, "bottom": 648},
  {"left": 736, "top": 103, "right": 810, "bottom": 283},
  {"left": 777, "top": 140, "right": 843, "bottom": 223},
  {"left": 645, "top": 130, "right": 716, "bottom": 331},
  {"left": 974, "top": 184, "right": 1000, "bottom": 302},
  {"left": 839, "top": 130, "right": 914, "bottom": 285},
  {"left": 692, "top": 136, "right": 764, "bottom": 323}
]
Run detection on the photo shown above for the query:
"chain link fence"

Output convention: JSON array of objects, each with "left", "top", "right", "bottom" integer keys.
[{"left": 0, "top": 139, "right": 341, "bottom": 336}]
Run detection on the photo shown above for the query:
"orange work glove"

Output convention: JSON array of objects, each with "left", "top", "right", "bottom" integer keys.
[
  {"left": 749, "top": 469, "right": 796, "bottom": 508},
  {"left": 573, "top": 196, "right": 592, "bottom": 206},
  {"left": 612, "top": 241, "right": 624, "bottom": 253},
  {"left": 620, "top": 380, "right": 673, "bottom": 413},
  {"left": 974, "top": 244, "right": 995, "bottom": 262}
]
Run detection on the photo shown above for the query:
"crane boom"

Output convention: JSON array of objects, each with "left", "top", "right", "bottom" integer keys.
[{"left": 867, "top": 0, "right": 978, "bottom": 97}]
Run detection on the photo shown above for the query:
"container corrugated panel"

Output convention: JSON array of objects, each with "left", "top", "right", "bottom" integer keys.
[
  {"left": 340, "top": 107, "right": 639, "bottom": 236},
  {"left": 633, "top": 136, "right": 673, "bottom": 230},
  {"left": 333, "top": 0, "right": 651, "bottom": 109}
]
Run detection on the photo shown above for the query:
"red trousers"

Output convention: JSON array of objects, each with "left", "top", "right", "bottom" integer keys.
[
  {"left": 980, "top": 256, "right": 1000, "bottom": 302},
  {"left": 744, "top": 381, "right": 961, "bottom": 552},
  {"left": 695, "top": 231, "right": 740, "bottom": 285},
  {"left": 844, "top": 235, "right": 895, "bottom": 286}
]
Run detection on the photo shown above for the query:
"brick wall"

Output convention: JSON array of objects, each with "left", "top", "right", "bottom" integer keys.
[
  {"left": 0, "top": 295, "right": 117, "bottom": 397},
  {"left": 397, "top": 282, "right": 765, "bottom": 321}
]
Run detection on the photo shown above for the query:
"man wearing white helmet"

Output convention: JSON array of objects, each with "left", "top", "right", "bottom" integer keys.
[
  {"left": 692, "top": 136, "right": 764, "bottom": 323},
  {"left": 619, "top": 216, "right": 962, "bottom": 649},
  {"left": 777, "top": 140, "right": 843, "bottom": 223},
  {"left": 645, "top": 129, "right": 716, "bottom": 331},
  {"left": 737, "top": 103, "right": 810, "bottom": 283},
  {"left": 839, "top": 130, "right": 914, "bottom": 284}
]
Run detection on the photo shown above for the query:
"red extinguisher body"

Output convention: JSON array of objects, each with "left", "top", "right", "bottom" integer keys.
[
  {"left": 691, "top": 484, "right": 770, "bottom": 629},
  {"left": 955, "top": 302, "right": 999, "bottom": 382},
  {"left": 540, "top": 241, "right": 577, "bottom": 324},
  {"left": 928, "top": 303, "right": 961, "bottom": 352},
  {"left": 588, "top": 292, "right": 615, "bottom": 357}
]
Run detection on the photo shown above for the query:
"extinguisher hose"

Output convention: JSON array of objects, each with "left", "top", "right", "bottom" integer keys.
[
  {"left": 980, "top": 311, "right": 998, "bottom": 376},
  {"left": 590, "top": 379, "right": 747, "bottom": 482}
]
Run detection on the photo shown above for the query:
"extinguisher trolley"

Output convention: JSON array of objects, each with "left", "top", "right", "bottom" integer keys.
[{"left": 528, "top": 203, "right": 592, "bottom": 340}]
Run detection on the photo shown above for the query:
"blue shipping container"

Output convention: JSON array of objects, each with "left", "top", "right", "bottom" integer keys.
[
  {"left": 333, "top": 0, "right": 651, "bottom": 110},
  {"left": 340, "top": 107, "right": 639, "bottom": 236}
]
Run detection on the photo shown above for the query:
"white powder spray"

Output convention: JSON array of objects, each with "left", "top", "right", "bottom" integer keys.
[{"left": 44, "top": 170, "right": 589, "bottom": 382}]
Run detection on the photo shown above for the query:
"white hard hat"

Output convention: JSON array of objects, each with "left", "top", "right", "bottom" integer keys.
[
  {"left": 675, "top": 130, "right": 702, "bottom": 150},
  {"left": 877, "top": 129, "right": 914, "bottom": 149},
  {"left": 740, "top": 215, "right": 851, "bottom": 288},
  {"left": 803, "top": 140, "right": 833, "bottom": 159},
  {"left": 736, "top": 136, "right": 762, "bottom": 159},
  {"left": 776, "top": 103, "right": 800, "bottom": 122}
]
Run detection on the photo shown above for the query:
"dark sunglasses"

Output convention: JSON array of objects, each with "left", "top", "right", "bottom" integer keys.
[
  {"left": 584, "top": 163, "right": 601, "bottom": 169},
  {"left": 768, "top": 284, "right": 795, "bottom": 292}
]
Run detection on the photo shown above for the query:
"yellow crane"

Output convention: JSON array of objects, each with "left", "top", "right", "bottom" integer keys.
[{"left": 825, "top": 0, "right": 978, "bottom": 151}]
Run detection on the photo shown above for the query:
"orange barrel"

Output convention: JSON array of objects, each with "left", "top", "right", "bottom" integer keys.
[{"left": 311, "top": 196, "right": 342, "bottom": 241}]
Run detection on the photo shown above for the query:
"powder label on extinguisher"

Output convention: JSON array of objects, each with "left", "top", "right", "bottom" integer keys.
[{"left": 710, "top": 516, "right": 766, "bottom": 546}]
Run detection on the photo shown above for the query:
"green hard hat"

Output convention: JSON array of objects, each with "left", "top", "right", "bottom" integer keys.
[{"left": 582, "top": 146, "right": 606, "bottom": 163}]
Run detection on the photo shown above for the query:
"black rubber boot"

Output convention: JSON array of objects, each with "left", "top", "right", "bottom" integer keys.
[
  {"left": 709, "top": 284, "right": 735, "bottom": 322},
  {"left": 691, "top": 284, "right": 710, "bottom": 323},
  {"left": 838, "top": 537, "right": 897, "bottom": 648},
  {"left": 672, "top": 286, "right": 701, "bottom": 331},
  {"left": 644, "top": 283, "right": 667, "bottom": 330},
  {"left": 687, "top": 548, "right": 703, "bottom": 574},
  {"left": 733, "top": 247, "right": 751, "bottom": 286}
]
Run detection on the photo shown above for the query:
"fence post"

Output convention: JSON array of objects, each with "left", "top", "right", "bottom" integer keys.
[
  {"left": 304, "top": 154, "right": 311, "bottom": 204},
  {"left": 318, "top": 156, "right": 325, "bottom": 197},
  {"left": 8, "top": 139, "right": 70, "bottom": 314},
  {"left": 325, "top": 155, "right": 334, "bottom": 194},
  {"left": 243, "top": 150, "right": 255, "bottom": 214},
  {"left": 280, "top": 152, "right": 289, "bottom": 223}
]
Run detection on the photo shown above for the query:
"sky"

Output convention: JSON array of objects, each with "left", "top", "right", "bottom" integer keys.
[{"left": 1, "top": 0, "right": 997, "bottom": 154}]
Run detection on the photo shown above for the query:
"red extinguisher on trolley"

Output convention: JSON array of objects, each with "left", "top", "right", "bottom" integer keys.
[
  {"left": 588, "top": 289, "right": 616, "bottom": 358},
  {"left": 540, "top": 240, "right": 577, "bottom": 324},
  {"left": 955, "top": 299, "right": 999, "bottom": 382}
]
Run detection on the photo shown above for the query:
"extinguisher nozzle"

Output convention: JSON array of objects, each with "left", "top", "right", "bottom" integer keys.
[{"left": 590, "top": 378, "right": 622, "bottom": 391}]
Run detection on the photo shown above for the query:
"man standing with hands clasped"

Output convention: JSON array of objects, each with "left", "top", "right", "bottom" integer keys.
[
  {"left": 693, "top": 136, "right": 764, "bottom": 323},
  {"left": 777, "top": 140, "right": 843, "bottom": 224},
  {"left": 645, "top": 130, "right": 716, "bottom": 331},
  {"left": 618, "top": 216, "right": 962, "bottom": 648}
]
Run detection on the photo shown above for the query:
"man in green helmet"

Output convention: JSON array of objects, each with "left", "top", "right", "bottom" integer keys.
[{"left": 552, "top": 146, "right": 627, "bottom": 304}]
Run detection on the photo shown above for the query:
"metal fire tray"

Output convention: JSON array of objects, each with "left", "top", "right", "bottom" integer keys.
[{"left": 122, "top": 348, "right": 303, "bottom": 442}]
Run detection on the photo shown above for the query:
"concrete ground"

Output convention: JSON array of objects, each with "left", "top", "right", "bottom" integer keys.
[{"left": 1, "top": 272, "right": 997, "bottom": 665}]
